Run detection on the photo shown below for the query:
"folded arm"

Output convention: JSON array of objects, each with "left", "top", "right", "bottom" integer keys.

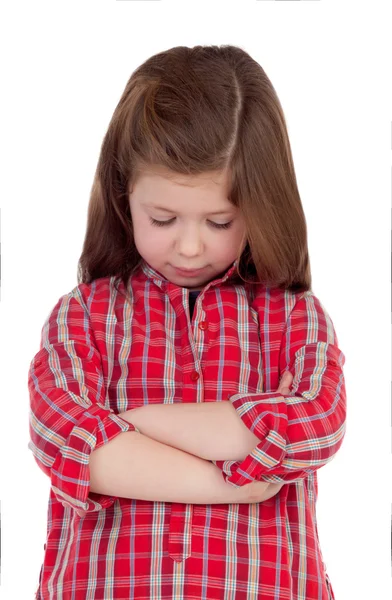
[
  {"left": 212, "top": 292, "right": 347, "bottom": 486},
  {"left": 28, "top": 289, "right": 140, "bottom": 516},
  {"left": 122, "top": 292, "right": 347, "bottom": 487},
  {"left": 119, "top": 400, "right": 261, "bottom": 462},
  {"left": 28, "top": 288, "right": 269, "bottom": 514}
]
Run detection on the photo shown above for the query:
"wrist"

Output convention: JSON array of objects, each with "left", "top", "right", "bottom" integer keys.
[
  {"left": 118, "top": 408, "right": 143, "bottom": 429},
  {"left": 216, "top": 470, "right": 253, "bottom": 504}
]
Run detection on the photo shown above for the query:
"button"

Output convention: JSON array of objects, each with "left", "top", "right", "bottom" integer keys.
[
  {"left": 198, "top": 321, "right": 208, "bottom": 330},
  {"left": 190, "top": 371, "right": 200, "bottom": 381},
  {"left": 35, "top": 360, "right": 42, "bottom": 367},
  {"left": 227, "top": 393, "right": 232, "bottom": 400}
]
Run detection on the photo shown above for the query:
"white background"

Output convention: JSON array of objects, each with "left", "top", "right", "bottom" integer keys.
[{"left": 1, "top": 0, "right": 391, "bottom": 598}]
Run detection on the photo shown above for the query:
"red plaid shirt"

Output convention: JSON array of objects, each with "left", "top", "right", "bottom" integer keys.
[{"left": 28, "top": 259, "right": 345, "bottom": 599}]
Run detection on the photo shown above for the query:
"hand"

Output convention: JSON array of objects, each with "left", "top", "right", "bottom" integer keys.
[
  {"left": 277, "top": 369, "right": 294, "bottom": 396},
  {"left": 118, "top": 408, "right": 143, "bottom": 429},
  {"left": 247, "top": 481, "right": 285, "bottom": 504}
]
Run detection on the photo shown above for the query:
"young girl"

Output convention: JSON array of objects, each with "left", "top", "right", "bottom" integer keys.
[{"left": 28, "top": 44, "right": 346, "bottom": 600}]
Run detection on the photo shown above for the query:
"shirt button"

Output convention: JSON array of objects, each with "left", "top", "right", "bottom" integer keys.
[
  {"left": 199, "top": 321, "right": 208, "bottom": 330},
  {"left": 35, "top": 360, "right": 42, "bottom": 367},
  {"left": 190, "top": 371, "right": 200, "bottom": 381}
]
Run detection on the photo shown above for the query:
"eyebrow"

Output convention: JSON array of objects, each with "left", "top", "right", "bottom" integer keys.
[{"left": 143, "top": 204, "right": 234, "bottom": 216}]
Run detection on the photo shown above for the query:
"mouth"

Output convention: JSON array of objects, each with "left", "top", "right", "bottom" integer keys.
[{"left": 173, "top": 266, "right": 206, "bottom": 276}]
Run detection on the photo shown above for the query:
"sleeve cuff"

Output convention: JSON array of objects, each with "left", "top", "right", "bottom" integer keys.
[
  {"left": 214, "top": 391, "right": 287, "bottom": 488},
  {"left": 50, "top": 406, "right": 140, "bottom": 516}
]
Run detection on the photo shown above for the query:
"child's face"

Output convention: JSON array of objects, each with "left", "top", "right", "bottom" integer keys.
[{"left": 128, "top": 166, "right": 247, "bottom": 291}]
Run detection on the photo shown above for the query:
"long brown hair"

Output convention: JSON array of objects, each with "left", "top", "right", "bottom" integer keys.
[{"left": 77, "top": 44, "right": 311, "bottom": 301}]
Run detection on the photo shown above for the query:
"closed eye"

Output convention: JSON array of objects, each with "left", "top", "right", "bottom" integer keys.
[{"left": 149, "top": 217, "right": 233, "bottom": 230}]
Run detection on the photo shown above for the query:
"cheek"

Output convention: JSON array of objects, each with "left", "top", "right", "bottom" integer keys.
[
  {"left": 136, "top": 224, "right": 168, "bottom": 253},
  {"left": 213, "top": 235, "right": 241, "bottom": 259},
  {"left": 229, "top": 222, "right": 246, "bottom": 243},
  {"left": 235, "top": 223, "right": 247, "bottom": 251},
  {"left": 223, "top": 228, "right": 247, "bottom": 258}
]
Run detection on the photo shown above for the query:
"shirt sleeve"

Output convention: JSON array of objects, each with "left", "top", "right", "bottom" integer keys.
[
  {"left": 28, "top": 288, "right": 140, "bottom": 517},
  {"left": 211, "top": 292, "right": 347, "bottom": 487}
]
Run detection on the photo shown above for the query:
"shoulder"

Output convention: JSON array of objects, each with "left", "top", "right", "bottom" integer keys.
[
  {"left": 62, "top": 277, "right": 114, "bottom": 305},
  {"left": 250, "top": 284, "right": 312, "bottom": 315},
  {"left": 250, "top": 286, "right": 333, "bottom": 331},
  {"left": 70, "top": 276, "right": 116, "bottom": 305},
  {"left": 251, "top": 285, "right": 339, "bottom": 343},
  {"left": 51, "top": 276, "right": 125, "bottom": 320}
]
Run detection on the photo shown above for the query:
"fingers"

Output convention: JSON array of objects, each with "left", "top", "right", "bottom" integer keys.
[
  {"left": 280, "top": 371, "right": 293, "bottom": 385},
  {"left": 278, "top": 370, "right": 294, "bottom": 396}
]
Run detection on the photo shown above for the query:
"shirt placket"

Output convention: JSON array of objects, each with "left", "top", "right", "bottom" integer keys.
[
  {"left": 167, "top": 292, "right": 207, "bottom": 562},
  {"left": 168, "top": 503, "right": 194, "bottom": 562}
]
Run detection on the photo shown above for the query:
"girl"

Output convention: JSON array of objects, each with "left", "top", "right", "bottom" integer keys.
[{"left": 28, "top": 44, "right": 346, "bottom": 599}]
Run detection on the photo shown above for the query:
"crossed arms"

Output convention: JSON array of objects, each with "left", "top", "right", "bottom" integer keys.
[{"left": 118, "top": 400, "right": 264, "bottom": 462}]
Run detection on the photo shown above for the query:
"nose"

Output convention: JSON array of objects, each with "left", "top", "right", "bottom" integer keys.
[{"left": 175, "top": 224, "right": 204, "bottom": 257}]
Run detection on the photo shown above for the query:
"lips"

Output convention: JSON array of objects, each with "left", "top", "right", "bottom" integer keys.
[{"left": 173, "top": 266, "right": 206, "bottom": 276}]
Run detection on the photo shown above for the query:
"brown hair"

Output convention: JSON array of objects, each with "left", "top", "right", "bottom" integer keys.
[{"left": 77, "top": 44, "right": 311, "bottom": 301}]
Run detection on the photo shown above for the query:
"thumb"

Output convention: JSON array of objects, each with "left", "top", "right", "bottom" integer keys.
[{"left": 280, "top": 370, "right": 293, "bottom": 388}]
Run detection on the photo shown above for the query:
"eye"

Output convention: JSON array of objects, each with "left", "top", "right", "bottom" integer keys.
[
  {"left": 209, "top": 221, "right": 233, "bottom": 230},
  {"left": 149, "top": 218, "right": 174, "bottom": 228},
  {"left": 149, "top": 217, "right": 233, "bottom": 230}
]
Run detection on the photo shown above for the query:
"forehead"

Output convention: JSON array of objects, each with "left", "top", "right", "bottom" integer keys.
[{"left": 129, "top": 167, "right": 235, "bottom": 213}]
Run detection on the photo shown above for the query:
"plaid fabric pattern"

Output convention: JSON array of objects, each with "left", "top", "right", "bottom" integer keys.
[{"left": 28, "top": 259, "right": 344, "bottom": 599}]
